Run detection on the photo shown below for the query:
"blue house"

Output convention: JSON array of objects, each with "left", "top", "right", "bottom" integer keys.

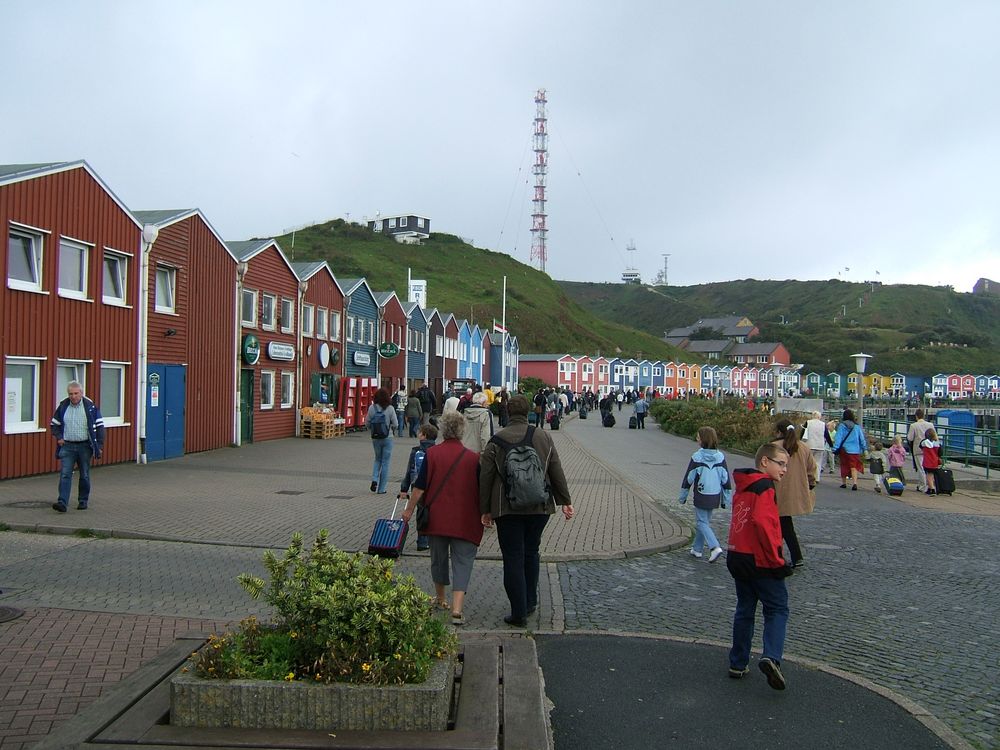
[
  {"left": 974, "top": 374, "right": 989, "bottom": 397},
  {"left": 700, "top": 364, "right": 719, "bottom": 393},
  {"left": 609, "top": 358, "right": 639, "bottom": 392},
  {"left": 405, "top": 301, "right": 430, "bottom": 389},
  {"left": 469, "top": 324, "right": 485, "bottom": 384},
  {"left": 336, "top": 277, "right": 379, "bottom": 380},
  {"left": 637, "top": 359, "right": 654, "bottom": 390},
  {"left": 507, "top": 335, "right": 519, "bottom": 389},
  {"left": 489, "top": 332, "right": 518, "bottom": 390},
  {"left": 891, "top": 372, "right": 925, "bottom": 399},
  {"left": 456, "top": 319, "right": 473, "bottom": 379},
  {"left": 988, "top": 375, "right": 1000, "bottom": 399}
]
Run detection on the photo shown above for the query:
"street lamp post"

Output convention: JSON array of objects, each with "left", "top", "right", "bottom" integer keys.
[{"left": 851, "top": 352, "right": 873, "bottom": 430}]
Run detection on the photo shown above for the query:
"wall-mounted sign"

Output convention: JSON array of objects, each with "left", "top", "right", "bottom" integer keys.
[
  {"left": 353, "top": 351, "right": 371, "bottom": 367},
  {"left": 330, "top": 348, "right": 340, "bottom": 366},
  {"left": 242, "top": 334, "right": 261, "bottom": 365},
  {"left": 319, "top": 342, "right": 331, "bottom": 368},
  {"left": 268, "top": 342, "right": 295, "bottom": 361},
  {"left": 378, "top": 342, "right": 400, "bottom": 359},
  {"left": 148, "top": 372, "right": 160, "bottom": 386}
]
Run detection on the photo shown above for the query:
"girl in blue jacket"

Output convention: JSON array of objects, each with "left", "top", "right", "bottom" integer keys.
[{"left": 679, "top": 426, "right": 734, "bottom": 563}]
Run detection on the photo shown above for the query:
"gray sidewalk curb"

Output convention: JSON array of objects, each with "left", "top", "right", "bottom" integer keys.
[{"left": 557, "top": 629, "right": 976, "bottom": 750}]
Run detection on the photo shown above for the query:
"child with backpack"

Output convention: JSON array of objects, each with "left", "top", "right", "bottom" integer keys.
[
  {"left": 679, "top": 426, "right": 733, "bottom": 563},
  {"left": 400, "top": 423, "right": 438, "bottom": 552},
  {"left": 920, "top": 427, "right": 943, "bottom": 496},
  {"left": 868, "top": 441, "right": 888, "bottom": 494},
  {"left": 887, "top": 436, "right": 907, "bottom": 482}
]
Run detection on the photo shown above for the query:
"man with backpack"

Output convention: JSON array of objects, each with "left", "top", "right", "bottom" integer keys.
[{"left": 479, "top": 395, "right": 574, "bottom": 628}]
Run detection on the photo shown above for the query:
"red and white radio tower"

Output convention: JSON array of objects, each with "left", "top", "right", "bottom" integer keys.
[{"left": 530, "top": 88, "right": 548, "bottom": 272}]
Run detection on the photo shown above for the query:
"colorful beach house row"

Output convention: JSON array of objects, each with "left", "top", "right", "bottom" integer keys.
[
  {"left": 518, "top": 356, "right": 799, "bottom": 398},
  {"left": 801, "top": 371, "right": 1000, "bottom": 400},
  {"left": 1, "top": 161, "right": 519, "bottom": 479}
]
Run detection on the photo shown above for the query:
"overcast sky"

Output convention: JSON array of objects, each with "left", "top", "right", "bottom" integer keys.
[{"left": 5, "top": 1, "right": 998, "bottom": 292}]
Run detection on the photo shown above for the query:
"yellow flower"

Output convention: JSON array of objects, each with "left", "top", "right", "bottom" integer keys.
[
  {"left": 361, "top": 663, "right": 372, "bottom": 673},
  {"left": 289, "top": 631, "right": 298, "bottom": 639},
  {"left": 284, "top": 672, "right": 296, "bottom": 682},
  {"left": 314, "top": 673, "right": 323, "bottom": 681}
]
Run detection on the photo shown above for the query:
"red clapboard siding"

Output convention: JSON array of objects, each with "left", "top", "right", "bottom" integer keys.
[
  {"left": 1, "top": 165, "right": 140, "bottom": 478},
  {"left": 299, "top": 268, "right": 344, "bottom": 408}
]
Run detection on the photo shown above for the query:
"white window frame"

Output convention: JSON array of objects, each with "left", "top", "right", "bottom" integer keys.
[
  {"left": 280, "top": 371, "right": 294, "bottom": 408},
  {"left": 399, "top": 216, "right": 408, "bottom": 227},
  {"left": 346, "top": 314, "right": 355, "bottom": 343},
  {"left": 367, "top": 320, "right": 375, "bottom": 345},
  {"left": 154, "top": 265, "right": 177, "bottom": 314},
  {"left": 417, "top": 217, "right": 426, "bottom": 229},
  {"left": 316, "top": 307, "right": 328, "bottom": 339},
  {"left": 4, "top": 357, "right": 44, "bottom": 433},
  {"left": 330, "top": 311, "right": 341, "bottom": 342},
  {"left": 261, "top": 293, "right": 277, "bottom": 331},
  {"left": 302, "top": 304, "right": 314, "bottom": 338},
  {"left": 436, "top": 334, "right": 444, "bottom": 352},
  {"left": 56, "top": 360, "right": 89, "bottom": 403},
  {"left": 7, "top": 224, "right": 48, "bottom": 293},
  {"left": 58, "top": 236, "right": 91, "bottom": 300},
  {"left": 260, "top": 370, "right": 275, "bottom": 410},
  {"left": 242, "top": 288, "right": 258, "bottom": 327},
  {"left": 102, "top": 249, "right": 129, "bottom": 306},
  {"left": 280, "top": 298, "right": 294, "bottom": 333},
  {"left": 389, "top": 218, "right": 397, "bottom": 229},
  {"left": 100, "top": 362, "right": 128, "bottom": 427}
]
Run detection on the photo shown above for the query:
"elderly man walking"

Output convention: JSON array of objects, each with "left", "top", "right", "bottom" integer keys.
[{"left": 50, "top": 381, "right": 105, "bottom": 512}]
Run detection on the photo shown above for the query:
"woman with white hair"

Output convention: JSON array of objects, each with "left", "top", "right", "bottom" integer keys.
[
  {"left": 401, "top": 411, "right": 483, "bottom": 626},
  {"left": 803, "top": 411, "right": 832, "bottom": 480},
  {"left": 462, "top": 391, "right": 495, "bottom": 453}
]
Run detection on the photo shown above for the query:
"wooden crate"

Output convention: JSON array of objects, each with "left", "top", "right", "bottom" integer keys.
[{"left": 300, "top": 419, "right": 336, "bottom": 439}]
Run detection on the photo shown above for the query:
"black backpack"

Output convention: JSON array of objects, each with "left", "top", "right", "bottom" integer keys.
[{"left": 490, "top": 427, "right": 550, "bottom": 510}]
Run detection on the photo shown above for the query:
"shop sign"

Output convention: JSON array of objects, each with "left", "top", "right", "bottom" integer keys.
[
  {"left": 319, "top": 342, "right": 331, "bottom": 368},
  {"left": 242, "top": 334, "right": 261, "bottom": 365},
  {"left": 331, "top": 348, "right": 341, "bottom": 366},
  {"left": 268, "top": 342, "right": 295, "bottom": 361},
  {"left": 353, "top": 351, "right": 371, "bottom": 367},
  {"left": 378, "top": 342, "right": 400, "bottom": 359}
]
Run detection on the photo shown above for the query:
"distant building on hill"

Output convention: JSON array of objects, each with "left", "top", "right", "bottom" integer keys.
[
  {"left": 368, "top": 213, "right": 431, "bottom": 244},
  {"left": 664, "top": 315, "right": 758, "bottom": 344},
  {"left": 973, "top": 277, "right": 999, "bottom": 296}
]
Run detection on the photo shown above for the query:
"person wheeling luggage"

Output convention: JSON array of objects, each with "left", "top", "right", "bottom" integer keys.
[
  {"left": 887, "top": 436, "right": 907, "bottom": 483},
  {"left": 919, "top": 428, "right": 943, "bottom": 496},
  {"left": 868, "top": 441, "right": 888, "bottom": 494},
  {"left": 400, "top": 412, "right": 483, "bottom": 626},
  {"left": 399, "top": 423, "right": 438, "bottom": 551}
]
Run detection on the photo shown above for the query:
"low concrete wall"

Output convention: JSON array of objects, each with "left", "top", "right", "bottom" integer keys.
[{"left": 170, "top": 656, "right": 454, "bottom": 731}]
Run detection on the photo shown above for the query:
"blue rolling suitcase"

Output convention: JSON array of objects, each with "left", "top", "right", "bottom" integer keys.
[{"left": 368, "top": 498, "right": 409, "bottom": 558}]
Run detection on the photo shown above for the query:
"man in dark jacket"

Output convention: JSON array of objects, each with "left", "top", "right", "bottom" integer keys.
[
  {"left": 479, "top": 395, "right": 574, "bottom": 627},
  {"left": 50, "top": 381, "right": 105, "bottom": 512},
  {"left": 417, "top": 384, "right": 436, "bottom": 424},
  {"left": 726, "top": 443, "right": 792, "bottom": 690}
]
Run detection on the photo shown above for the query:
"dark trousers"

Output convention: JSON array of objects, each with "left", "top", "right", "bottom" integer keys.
[
  {"left": 495, "top": 513, "right": 550, "bottom": 619},
  {"left": 779, "top": 515, "right": 802, "bottom": 564},
  {"left": 636, "top": 412, "right": 646, "bottom": 428}
]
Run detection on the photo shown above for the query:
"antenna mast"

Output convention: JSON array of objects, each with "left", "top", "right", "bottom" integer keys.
[
  {"left": 530, "top": 88, "right": 548, "bottom": 273},
  {"left": 661, "top": 253, "right": 671, "bottom": 286}
]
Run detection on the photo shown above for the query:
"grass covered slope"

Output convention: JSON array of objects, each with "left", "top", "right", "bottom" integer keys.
[
  {"left": 558, "top": 279, "right": 1000, "bottom": 374},
  {"left": 271, "top": 220, "right": 689, "bottom": 361}
]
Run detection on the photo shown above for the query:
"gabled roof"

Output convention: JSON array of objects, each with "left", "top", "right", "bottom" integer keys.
[
  {"left": 1, "top": 160, "right": 142, "bottom": 230},
  {"left": 405, "top": 301, "right": 430, "bottom": 326},
  {"left": 455, "top": 319, "right": 470, "bottom": 334},
  {"left": 334, "top": 276, "right": 377, "bottom": 303},
  {"left": 440, "top": 312, "right": 456, "bottom": 328},
  {"left": 684, "top": 339, "right": 733, "bottom": 354},
  {"left": 134, "top": 208, "right": 236, "bottom": 263},
  {"left": 374, "top": 291, "right": 406, "bottom": 314},
  {"left": 488, "top": 332, "right": 505, "bottom": 346},
  {"left": 729, "top": 342, "right": 784, "bottom": 355},
  {"left": 518, "top": 354, "right": 563, "bottom": 361},
  {"left": 291, "top": 261, "right": 344, "bottom": 296},
  {"left": 227, "top": 239, "right": 298, "bottom": 278}
]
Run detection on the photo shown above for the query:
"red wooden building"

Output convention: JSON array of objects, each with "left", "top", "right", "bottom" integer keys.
[
  {"left": 228, "top": 239, "right": 300, "bottom": 443},
  {"left": 2, "top": 161, "right": 142, "bottom": 479},
  {"left": 374, "top": 291, "right": 407, "bottom": 392},
  {"left": 134, "top": 209, "right": 238, "bottom": 460},
  {"left": 292, "top": 261, "right": 345, "bottom": 409}
]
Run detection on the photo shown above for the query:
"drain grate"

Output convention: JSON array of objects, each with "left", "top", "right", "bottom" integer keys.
[
  {"left": 0, "top": 606, "right": 25, "bottom": 623},
  {"left": 3, "top": 500, "right": 54, "bottom": 509},
  {"left": 274, "top": 490, "right": 305, "bottom": 496}
]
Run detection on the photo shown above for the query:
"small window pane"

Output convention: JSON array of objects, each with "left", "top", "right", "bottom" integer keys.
[
  {"left": 261, "top": 294, "right": 276, "bottom": 328},
  {"left": 280, "top": 372, "right": 293, "bottom": 408},
  {"left": 5, "top": 362, "right": 37, "bottom": 427},
  {"left": 57, "top": 363, "right": 85, "bottom": 401},
  {"left": 281, "top": 299, "right": 294, "bottom": 332},
  {"left": 261, "top": 371, "right": 274, "bottom": 409},
  {"left": 302, "top": 305, "right": 314, "bottom": 336},
  {"left": 242, "top": 289, "right": 257, "bottom": 326},
  {"left": 330, "top": 311, "right": 340, "bottom": 341},
  {"left": 59, "top": 240, "right": 88, "bottom": 296},
  {"left": 155, "top": 267, "right": 176, "bottom": 312},
  {"left": 100, "top": 365, "right": 124, "bottom": 422},
  {"left": 103, "top": 253, "right": 127, "bottom": 304},
  {"left": 8, "top": 231, "right": 41, "bottom": 287},
  {"left": 317, "top": 308, "right": 328, "bottom": 339}
]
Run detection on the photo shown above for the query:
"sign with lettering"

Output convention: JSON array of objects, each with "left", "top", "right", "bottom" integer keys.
[
  {"left": 242, "top": 334, "right": 261, "bottom": 365},
  {"left": 378, "top": 342, "right": 400, "bottom": 359},
  {"left": 268, "top": 342, "right": 295, "bottom": 361},
  {"left": 353, "top": 351, "right": 371, "bottom": 367}
]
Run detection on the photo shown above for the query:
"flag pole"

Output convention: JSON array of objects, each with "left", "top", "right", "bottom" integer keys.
[{"left": 501, "top": 275, "right": 507, "bottom": 333}]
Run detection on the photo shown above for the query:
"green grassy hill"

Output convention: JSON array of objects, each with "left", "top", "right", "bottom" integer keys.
[
  {"left": 270, "top": 220, "right": 689, "bottom": 362},
  {"left": 558, "top": 279, "right": 1000, "bottom": 374}
]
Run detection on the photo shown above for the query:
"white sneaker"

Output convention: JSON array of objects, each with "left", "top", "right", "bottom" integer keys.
[
  {"left": 708, "top": 546, "right": 724, "bottom": 563},
  {"left": 689, "top": 549, "right": 703, "bottom": 559}
]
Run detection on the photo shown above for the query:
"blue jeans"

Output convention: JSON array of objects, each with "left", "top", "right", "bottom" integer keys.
[
  {"left": 692, "top": 507, "right": 720, "bottom": 552},
  {"left": 371, "top": 438, "right": 393, "bottom": 493},
  {"left": 395, "top": 409, "right": 405, "bottom": 437},
  {"left": 408, "top": 415, "right": 421, "bottom": 437},
  {"left": 730, "top": 577, "right": 789, "bottom": 669},
  {"left": 495, "top": 514, "right": 549, "bottom": 619},
  {"left": 58, "top": 442, "right": 93, "bottom": 507}
]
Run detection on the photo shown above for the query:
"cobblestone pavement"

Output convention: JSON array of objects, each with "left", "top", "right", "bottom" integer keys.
[
  {"left": 1, "top": 412, "right": 997, "bottom": 749},
  {"left": 559, "top": 411, "right": 1000, "bottom": 750}
]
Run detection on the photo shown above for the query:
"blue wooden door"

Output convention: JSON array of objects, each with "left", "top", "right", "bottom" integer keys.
[{"left": 146, "top": 364, "right": 186, "bottom": 462}]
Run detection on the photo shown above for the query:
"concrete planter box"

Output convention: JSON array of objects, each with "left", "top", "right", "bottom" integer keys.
[{"left": 170, "top": 655, "right": 454, "bottom": 732}]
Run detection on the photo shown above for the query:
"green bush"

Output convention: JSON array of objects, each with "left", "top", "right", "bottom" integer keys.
[
  {"left": 192, "top": 530, "right": 456, "bottom": 685},
  {"left": 650, "top": 398, "right": 773, "bottom": 454}
]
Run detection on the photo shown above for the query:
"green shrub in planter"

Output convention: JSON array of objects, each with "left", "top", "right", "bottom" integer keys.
[
  {"left": 651, "top": 399, "right": 772, "bottom": 455},
  {"left": 192, "top": 530, "right": 456, "bottom": 685}
]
